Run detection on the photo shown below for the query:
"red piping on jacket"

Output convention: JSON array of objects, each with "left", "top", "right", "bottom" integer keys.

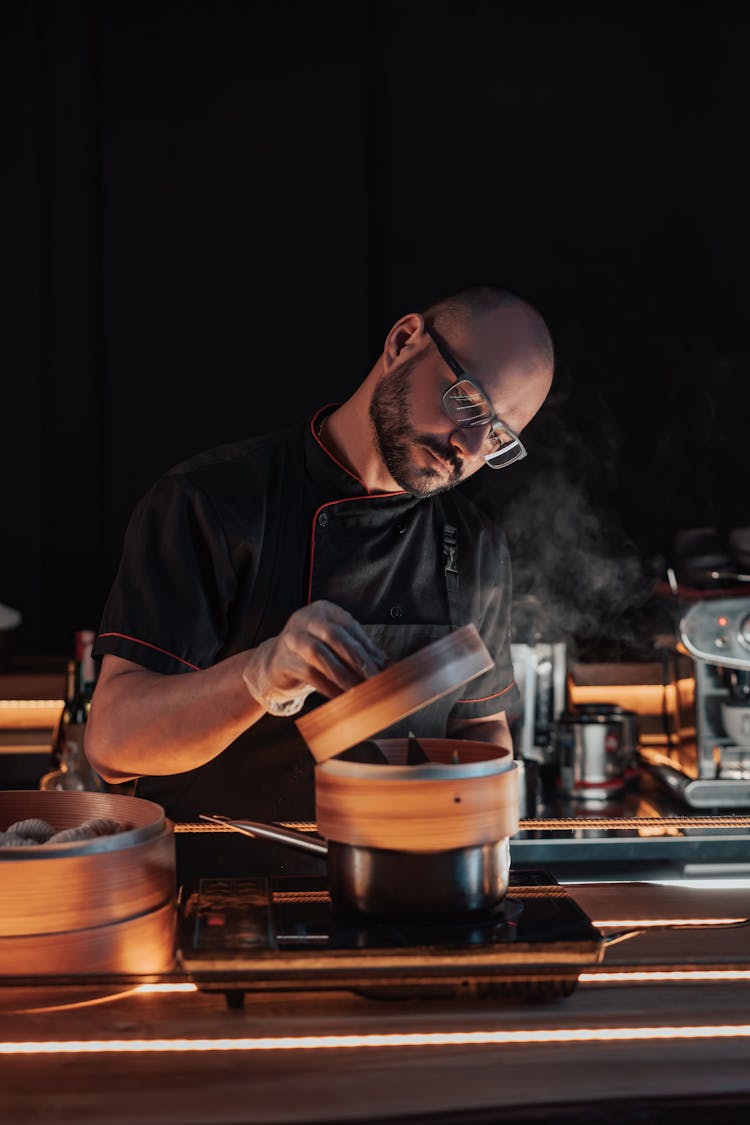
[
  {"left": 96, "top": 632, "right": 201, "bottom": 672},
  {"left": 308, "top": 407, "right": 512, "bottom": 709},
  {"left": 307, "top": 406, "right": 406, "bottom": 604},
  {"left": 310, "top": 407, "right": 371, "bottom": 492},
  {"left": 456, "top": 680, "right": 517, "bottom": 705}
]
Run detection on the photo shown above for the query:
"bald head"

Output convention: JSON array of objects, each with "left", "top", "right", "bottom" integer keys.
[
  {"left": 424, "top": 285, "right": 553, "bottom": 375},
  {"left": 422, "top": 285, "right": 554, "bottom": 435}
]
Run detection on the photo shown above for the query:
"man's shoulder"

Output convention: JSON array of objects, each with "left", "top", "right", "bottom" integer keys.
[
  {"left": 163, "top": 420, "right": 304, "bottom": 496},
  {"left": 129, "top": 421, "right": 305, "bottom": 540},
  {"left": 168, "top": 418, "right": 301, "bottom": 479}
]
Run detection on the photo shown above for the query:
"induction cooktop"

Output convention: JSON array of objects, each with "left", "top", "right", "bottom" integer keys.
[{"left": 178, "top": 869, "right": 604, "bottom": 1004}]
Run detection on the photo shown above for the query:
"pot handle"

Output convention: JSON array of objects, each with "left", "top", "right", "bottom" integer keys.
[{"left": 198, "top": 813, "right": 328, "bottom": 856}]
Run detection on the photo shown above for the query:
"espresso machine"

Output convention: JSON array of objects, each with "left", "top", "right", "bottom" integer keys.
[{"left": 655, "top": 596, "right": 750, "bottom": 807}]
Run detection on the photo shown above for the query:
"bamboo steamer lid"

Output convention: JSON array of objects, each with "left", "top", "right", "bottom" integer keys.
[
  {"left": 316, "top": 740, "right": 519, "bottom": 852},
  {"left": 0, "top": 791, "right": 175, "bottom": 938},
  {"left": 295, "top": 624, "right": 494, "bottom": 763}
]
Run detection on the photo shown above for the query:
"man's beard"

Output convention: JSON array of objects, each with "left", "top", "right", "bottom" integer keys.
[{"left": 369, "top": 359, "right": 465, "bottom": 497}]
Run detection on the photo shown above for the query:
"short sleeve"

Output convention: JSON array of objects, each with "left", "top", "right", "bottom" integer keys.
[
  {"left": 449, "top": 519, "right": 520, "bottom": 720},
  {"left": 93, "top": 475, "right": 236, "bottom": 674}
]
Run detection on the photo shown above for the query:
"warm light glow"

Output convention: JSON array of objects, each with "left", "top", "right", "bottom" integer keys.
[
  {"left": 179, "top": 815, "right": 750, "bottom": 835},
  {"left": 134, "top": 983, "right": 198, "bottom": 994},
  {"left": 581, "top": 970, "right": 750, "bottom": 983},
  {"left": 12, "top": 989, "right": 144, "bottom": 1014},
  {"left": 3, "top": 1026, "right": 750, "bottom": 1054},
  {"left": 655, "top": 877, "right": 750, "bottom": 890},
  {"left": 0, "top": 699, "right": 63, "bottom": 709},
  {"left": 638, "top": 746, "right": 699, "bottom": 777},
  {"left": 568, "top": 680, "right": 694, "bottom": 716},
  {"left": 0, "top": 699, "right": 63, "bottom": 731},
  {"left": 593, "top": 917, "right": 747, "bottom": 928}
]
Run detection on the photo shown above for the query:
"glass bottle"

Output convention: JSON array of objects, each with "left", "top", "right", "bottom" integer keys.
[{"left": 58, "top": 629, "right": 103, "bottom": 790}]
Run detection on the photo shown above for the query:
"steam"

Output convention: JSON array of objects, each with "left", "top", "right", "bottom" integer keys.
[
  {"left": 502, "top": 470, "right": 650, "bottom": 653},
  {"left": 466, "top": 367, "right": 654, "bottom": 657}
]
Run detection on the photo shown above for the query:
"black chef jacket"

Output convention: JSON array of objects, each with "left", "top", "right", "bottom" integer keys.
[{"left": 93, "top": 407, "right": 519, "bottom": 822}]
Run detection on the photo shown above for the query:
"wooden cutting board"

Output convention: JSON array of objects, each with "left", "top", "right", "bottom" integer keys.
[{"left": 295, "top": 624, "right": 494, "bottom": 763}]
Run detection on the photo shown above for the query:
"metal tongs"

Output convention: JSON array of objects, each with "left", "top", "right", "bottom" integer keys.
[{"left": 198, "top": 813, "right": 328, "bottom": 855}]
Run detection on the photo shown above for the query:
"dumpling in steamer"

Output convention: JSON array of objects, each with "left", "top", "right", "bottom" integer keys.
[
  {"left": 46, "top": 818, "right": 126, "bottom": 844},
  {"left": 6, "top": 818, "right": 56, "bottom": 843},
  {"left": 0, "top": 831, "right": 32, "bottom": 847}
]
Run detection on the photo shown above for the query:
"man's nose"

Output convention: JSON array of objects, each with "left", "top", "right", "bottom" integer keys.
[{"left": 449, "top": 425, "right": 487, "bottom": 460}]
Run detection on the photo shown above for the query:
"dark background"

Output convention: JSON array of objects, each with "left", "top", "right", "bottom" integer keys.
[{"left": 3, "top": 0, "right": 750, "bottom": 657}]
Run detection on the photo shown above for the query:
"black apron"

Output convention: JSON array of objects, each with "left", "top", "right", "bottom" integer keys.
[{"left": 138, "top": 478, "right": 466, "bottom": 822}]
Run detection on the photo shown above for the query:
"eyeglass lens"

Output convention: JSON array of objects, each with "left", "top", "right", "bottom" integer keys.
[
  {"left": 443, "top": 380, "right": 494, "bottom": 427},
  {"left": 442, "top": 379, "right": 526, "bottom": 469}
]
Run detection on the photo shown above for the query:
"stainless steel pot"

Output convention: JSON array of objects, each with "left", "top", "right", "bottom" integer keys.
[
  {"left": 553, "top": 712, "right": 628, "bottom": 800},
  {"left": 200, "top": 815, "right": 511, "bottom": 919},
  {"left": 575, "top": 703, "right": 640, "bottom": 782}
]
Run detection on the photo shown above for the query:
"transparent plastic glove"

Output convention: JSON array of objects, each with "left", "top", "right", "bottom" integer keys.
[{"left": 241, "top": 601, "right": 388, "bottom": 717}]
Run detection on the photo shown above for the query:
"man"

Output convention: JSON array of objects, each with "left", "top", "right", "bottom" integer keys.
[{"left": 85, "top": 285, "right": 554, "bottom": 821}]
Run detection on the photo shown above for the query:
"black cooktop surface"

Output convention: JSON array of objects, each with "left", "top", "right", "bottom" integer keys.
[{"left": 178, "top": 869, "right": 603, "bottom": 1002}]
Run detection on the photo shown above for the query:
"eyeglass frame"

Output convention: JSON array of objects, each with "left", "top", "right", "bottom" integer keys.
[{"left": 424, "top": 324, "right": 527, "bottom": 470}]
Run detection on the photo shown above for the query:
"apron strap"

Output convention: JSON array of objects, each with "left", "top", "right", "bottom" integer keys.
[{"left": 442, "top": 522, "right": 462, "bottom": 630}]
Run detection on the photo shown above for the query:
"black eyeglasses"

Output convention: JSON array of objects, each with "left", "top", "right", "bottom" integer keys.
[{"left": 425, "top": 325, "right": 527, "bottom": 470}]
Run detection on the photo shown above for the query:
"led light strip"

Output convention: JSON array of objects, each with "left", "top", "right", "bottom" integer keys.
[
  {"left": 134, "top": 983, "right": 198, "bottom": 993},
  {"left": 10, "top": 973, "right": 750, "bottom": 1015},
  {"left": 581, "top": 970, "right": 750, "bottom": 983},
  {"left": 3, "top": 1025, "right": 750, "bottom": 1055},
  {"left": 593, "top": 917, "right": 748, "bottom": 928},
  {"left": 173, "top": 815, "right": 750, "bottom": 833},
  {"left": 272, "top": 891, "right": 331, "bottom": 904},
  {"left": 0, "top": 700, "right": 63, "bottom": 709},
  {"left": 135, "top": 974, "right": 750, "bottom": 991},
  {"left": 518, "top": 817, "right": 750, "bottom": 831},
  {"left": 134, "top": 974, "right": 750, "bottom": 990}
]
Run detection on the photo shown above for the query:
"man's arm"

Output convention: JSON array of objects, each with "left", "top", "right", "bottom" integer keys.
[
  {"left": 85, "top": 652, "right": 264, "bottom": 782},
  {"left": 85, "top": 601, "right": 387, "bottom": 783}
]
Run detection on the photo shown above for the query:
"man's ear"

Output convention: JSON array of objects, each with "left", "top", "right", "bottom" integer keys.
[{"left": 382, "top": 313, "right": 425, "bottom": 371}]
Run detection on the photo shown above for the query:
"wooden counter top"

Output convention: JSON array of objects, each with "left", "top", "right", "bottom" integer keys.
[{"left": 2, "top": 879, "right": 750, "bottom": 1123}]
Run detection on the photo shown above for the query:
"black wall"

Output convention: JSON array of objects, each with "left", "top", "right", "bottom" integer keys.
[{"left": 3, "top": 1, "right": 750, "bottom": 654}]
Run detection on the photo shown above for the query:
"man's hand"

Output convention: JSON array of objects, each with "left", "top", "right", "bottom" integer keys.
[{"left": 242, "top": 601, "right": 388, "bottom": 716}]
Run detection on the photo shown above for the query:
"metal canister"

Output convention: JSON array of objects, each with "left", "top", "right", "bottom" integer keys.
[
  {"left": 575, "top": 703, "right": 640, "bottom": 785},
  {"left": 553, "top": 712, "right": 628, "bottom": 800}
]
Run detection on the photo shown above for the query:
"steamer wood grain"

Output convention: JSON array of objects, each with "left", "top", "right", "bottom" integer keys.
[
  {"left": 316, "top": 742, "right": 518, "bottom": 851},
  {"left": 295, "top": 624, "right": 494, "bottom": 762},
  {"left": 0, "top": 792, "right": 176, "bottom": 972}
]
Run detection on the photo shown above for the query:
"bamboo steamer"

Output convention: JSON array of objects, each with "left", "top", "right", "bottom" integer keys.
[
  {"left": 295, "top": 626, "right": 520, "bottom": 858},
  {"left": 295, "top": 624, "right": 494, "bottom": 763},
  {"left": 0, "top": 791, "right": 176, "bottom": 951},
  {"left": 316, "top": 739, "right": 518, "bottom": 853},
  {"left": 0, "top": 898, "right": 176, "bottom": 975}
]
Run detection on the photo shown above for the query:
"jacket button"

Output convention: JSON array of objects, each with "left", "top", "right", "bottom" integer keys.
[
  {"left": 318, "top": 512, "right": 328, "bottom": 528},
  {"left": 389, "top": 605, "right": 403, "bottom": 619}
]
